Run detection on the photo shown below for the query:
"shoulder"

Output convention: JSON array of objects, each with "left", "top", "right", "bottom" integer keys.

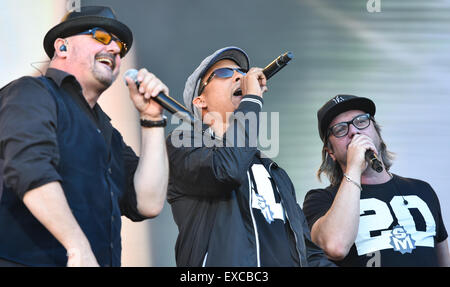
[
  {"left": 394, "top": 174, "right": 434, "bottom": 191},
  {"left": 394, "top": 174, "right": 442, "bottom": 205},
  {"left": 303, "top": 185, "right": 337, "bottom": 214},
  {"left": 166, "top": 128, "right": 190, "bottom": 151},
  {"left": 1, "top": 76, "right": 47, "bottom": 94},
  {"left": 166, "top": 126, "right": 209, "bottom": 152},
  {"left": 302, "top": 185, "right": 337, "bottom": 229},
  {"left": 1, "top": 76, "right": 55, "bottom": 108},
  {"left": 305, "top": 185, "right": 338, "bottom": 202}
]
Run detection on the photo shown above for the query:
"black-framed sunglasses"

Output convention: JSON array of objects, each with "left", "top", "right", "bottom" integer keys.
[
  {"left": 198, "top": 67, "right": 247, "bottom": 96},
  {"left": 328, "top": 113, "right": 372, "bottom": 138},
  {"left": 77, "top": 27, "right": 127, "bottom": 58}
]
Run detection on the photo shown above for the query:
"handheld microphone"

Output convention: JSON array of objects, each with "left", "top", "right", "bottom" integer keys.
[
  {"left": 262, "top": 51, "right": 294, "bottom": 80},
  {"left": 124, "top": 69, "right": 195, "bottom": 124},
  {"left": 365, "top": 150, "right": 383, "bottom": 173},
  {"left": 124, "top": 52, "right": 294, "bottom": 126}
]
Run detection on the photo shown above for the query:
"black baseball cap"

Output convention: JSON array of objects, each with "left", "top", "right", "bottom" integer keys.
[{"left": 317, "top": 94, "right": 376, "bottom": 142}]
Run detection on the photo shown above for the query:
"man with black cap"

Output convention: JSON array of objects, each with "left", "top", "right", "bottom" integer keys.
[
  {"left": 302, "top": 95, "right": 450, "bottom": 266},
  {"left": 0, "top": 6, "right": 168, "bottom": 266},
  {"left": 166, "top": 46, "right": 333, "bottom": 267}
]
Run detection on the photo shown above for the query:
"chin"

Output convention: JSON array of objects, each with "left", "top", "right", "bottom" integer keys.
[
  {"left": 94, "top": 61, "right": 120, "bottom": 84},
  {"left": 232, "top": 96, "right": 243, "bottom": 107},
  {"left": 96, "top": 76, "right": 114, "bottom": 88},
  {"left": 93, "top": 70, "right": 118, "bottom": 88}
]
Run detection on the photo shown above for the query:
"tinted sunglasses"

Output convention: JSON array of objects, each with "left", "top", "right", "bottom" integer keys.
[
  {"left": 77, "top": 27, "right": 128, "bottom": 58},
  {"left": 198, "top": 67, "right": 247, "bottom": 96},
  {"left": 328, "top": 113, "right": 372, "bottom": 138}
]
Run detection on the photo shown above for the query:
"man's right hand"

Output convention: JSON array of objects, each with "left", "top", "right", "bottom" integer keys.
[
  {"left": 66, "top": 247, "right": 99, "bottom": 267},
  {"left": 22, "top": 182, "right": 100, "bottom": 267},
  {"left": 240, "top": 67, "right": 268, "bottom": 98},
  {"left": 346, "top": 134, "right": 378, "bottom": 174}
]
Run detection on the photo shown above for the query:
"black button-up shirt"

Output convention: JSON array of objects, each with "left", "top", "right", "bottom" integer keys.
[
  {"left": 0, "top": 68, "right": 123, "bottom": 198},
  {"left": 0, "top": 68, "right": 146, "bottom": 266}
]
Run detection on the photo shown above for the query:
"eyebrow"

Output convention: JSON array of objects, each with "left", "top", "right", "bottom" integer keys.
[{"left": 332, "top": 113, "right": 367, "bottom": 125}]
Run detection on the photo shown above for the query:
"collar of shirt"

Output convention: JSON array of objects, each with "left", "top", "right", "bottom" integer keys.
[
  {"left": 45, "top": 68, "right": 79, "bottom": 88},
  {"left": 45, "top": 68, "right": 113, "bottom": 149}
]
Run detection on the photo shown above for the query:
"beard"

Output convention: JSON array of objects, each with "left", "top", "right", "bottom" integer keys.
[
  {"left": 91, "top": 53, "right": 119, "bottom": 88},
  {"left": 340, "top": 138, "right": 383, "bottom": 173}
]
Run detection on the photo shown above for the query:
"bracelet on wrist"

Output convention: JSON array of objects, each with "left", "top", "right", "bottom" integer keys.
[
  {"left": 343, "top": 173, "right": 362, "bottom": 191},
  {"left": 140, "top": 115, "right": 167, "bottom": 128}
]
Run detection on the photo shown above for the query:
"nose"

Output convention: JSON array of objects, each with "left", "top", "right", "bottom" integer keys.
[
  {"left": 106, "top": 40, "right": 121, "bottom": 56},
  {"left": 347, "top": 123, "right": 360, "bottom": 139},
  {"left": 233, "top": 70, "right": 244, "bottom": 82}
]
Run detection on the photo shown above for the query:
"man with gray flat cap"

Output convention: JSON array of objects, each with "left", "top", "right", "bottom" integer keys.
[
  {"left": 0, "top": 6, "right": 168, "bottom": 266},
  {"left": 166, "top": 46, "right": 333, "bottom": 267},
  {"left": 303, "top": 94, "right": 450, "bottom": 267}
]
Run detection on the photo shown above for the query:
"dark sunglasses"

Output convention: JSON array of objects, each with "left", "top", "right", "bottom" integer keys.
[
  {"left": 77, "top": 27, "right": 127, "bottom": 58},
  {"left": 328, "top": 113, "right": 372, "bottom": 138},
  {"left": 198, "top": 67, "right": 247, "bottom": 96}
]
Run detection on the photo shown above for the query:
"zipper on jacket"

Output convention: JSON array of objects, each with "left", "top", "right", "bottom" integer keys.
[
  {"left": 247, "top": 172, "right": 261, "bottom": 267},
  {"left": 268, "top": 162, "right": 304, "bottom": 267},
  {"left": 202, "top": 252, "right": 208, "bottom": 267}
]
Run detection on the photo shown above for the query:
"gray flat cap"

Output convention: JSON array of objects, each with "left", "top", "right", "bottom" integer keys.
[{"left": 183, "top": 46, "right": 250, "bottom": 116}]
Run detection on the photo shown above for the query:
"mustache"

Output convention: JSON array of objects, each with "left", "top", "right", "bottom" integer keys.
[{"left": 95, "top": 53, "right": 116, "bottom": 70}]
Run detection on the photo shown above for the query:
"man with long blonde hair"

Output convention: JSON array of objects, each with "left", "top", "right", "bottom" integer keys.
[{"left": 303, "top": 94, "right": 449, "bottom": 267}]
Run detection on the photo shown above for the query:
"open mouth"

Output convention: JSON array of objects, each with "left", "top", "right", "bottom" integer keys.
[
  {"left": 96, "top": 56, "right": 115, "bottom": 70},
  {"left": 233, "top": 89, "right": 242, "bottom": 96}
]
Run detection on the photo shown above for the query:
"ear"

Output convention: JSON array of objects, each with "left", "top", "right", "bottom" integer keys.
[
  {"left": 192, "top": 95, "right": 207, "bottom": 110},
  {"left": 53, "top": 38, "right": 68, "bottom": 58},
  {"left": 324, "top": 146, "right": 336, "bottom": 161}
]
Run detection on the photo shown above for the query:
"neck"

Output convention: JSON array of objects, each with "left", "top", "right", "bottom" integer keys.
[
  {"left": 360, "top": 167, "right": 392, "bottom": 185},
  {"left": 49, "top": 61, "right": 104, "bottom": 109},
  {"left": 211, "top": 121, "right": 228, "bottom": 138},
  {"left": 202, "top": 111, "right": 231, "bottom": 138},
  {"left": 81, "top": 86, "right": 102, "bottom": 109}
]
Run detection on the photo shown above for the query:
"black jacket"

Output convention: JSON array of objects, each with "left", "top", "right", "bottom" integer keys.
[{"left": 166, "top": 95, "right": 334, "bottom": 267}]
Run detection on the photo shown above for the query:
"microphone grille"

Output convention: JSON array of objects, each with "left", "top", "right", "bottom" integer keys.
[
  {"left": 280, "top": 52, "right": 294, "bottom": 64},
  {"left": 124, "top": 69, "right": 138, "bottom": 84}
]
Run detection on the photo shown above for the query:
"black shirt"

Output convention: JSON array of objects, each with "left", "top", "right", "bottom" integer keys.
[
  {"left": 303, "top": 174, "right": 448, "bottom": 267},
  {"left": 0, "top": 69, "right": 145, "bottom": 266},
  {"left": 0, "top": 68, "right": 133, "bottom": 199},
  {"left": 248, "top": 157, "right": 300, "bottom": 266}
]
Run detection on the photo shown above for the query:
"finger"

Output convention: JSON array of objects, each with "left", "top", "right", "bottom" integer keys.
[
  {"left": 244, "top": 69, "right": 264, "bottom": 83},
  {"left": 143, "top": 79, "right": 160, "bottom": 97},
  {"left": 137, "top": 68, "right": 149, "bottom": 82},
  {"left": 248, "top": 67, "right": 263, "bottom": 72},
  {"left": 349, "top": 136, "right": 377, "bottom": 155},
  {"left": 258, "top": 69, "right": 267, "bottom": 81},
  {"left": 246, "top": 67, "right": 257, "bottom": 73},
  {"left": 358, "top": 141, "right": 379, "bottom": 156},
  {"left": 352, "top": 134, "right": 373, "bottom": 145},
  {"left": 366, "top": 144, "right": 379, "bottom": 156},
  {"left": 139, "top": 74, "right": 155, "bottom": 94},
  {"left": 151, "top": 83, "right": 169, "bottom": 97},
  {"left": 259, "top": 75, "right": 267, "bottom": 87},
  {"left": 362, "top": 140, "right": 378, "bottom": 155},
  {"left": 125, "top": 76, "right": 139, "bottom": 94}
]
